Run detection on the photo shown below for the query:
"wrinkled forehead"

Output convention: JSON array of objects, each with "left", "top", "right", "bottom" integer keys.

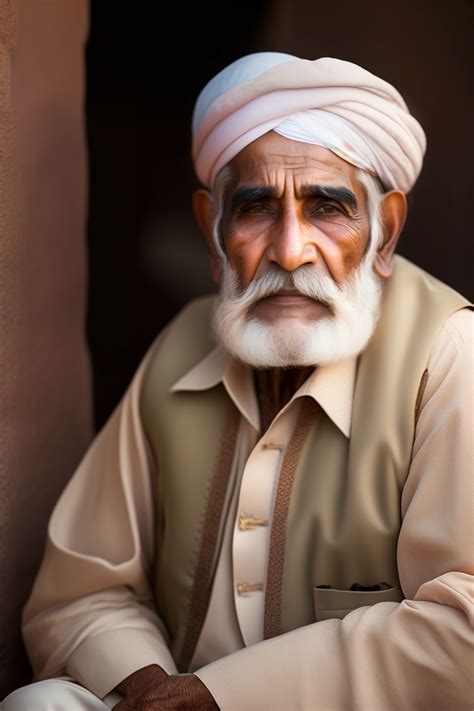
[{"left": 227, "top": 132, "right": 362, "bottom": 195}]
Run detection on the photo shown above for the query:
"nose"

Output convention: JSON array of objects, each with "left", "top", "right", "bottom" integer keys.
[{"left": 267, "top": 209, "right": 318, "bottom": 272}]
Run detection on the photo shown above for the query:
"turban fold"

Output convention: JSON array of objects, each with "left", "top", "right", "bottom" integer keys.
[{"left": 192, "top": 52, "right": 426, "bottom": 192}]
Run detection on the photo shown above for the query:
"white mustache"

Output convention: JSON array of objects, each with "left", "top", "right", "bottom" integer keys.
[{"left": 225, "top": 265, "right": 344, "bottom": 313}]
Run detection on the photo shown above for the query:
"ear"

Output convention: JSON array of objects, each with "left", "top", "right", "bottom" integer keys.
[
  {"left": 373, "top": 190, "right": 407, "bottom": 279},
  {"left": 193, "top": 188, "right": 222, "bottom": 284}
]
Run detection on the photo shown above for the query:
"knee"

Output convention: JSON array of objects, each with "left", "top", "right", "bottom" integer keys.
[{"left": 2, "top": 678, "right": 103, "bottom": 710}]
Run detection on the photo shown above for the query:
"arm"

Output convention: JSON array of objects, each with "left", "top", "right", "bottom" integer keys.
[
  {"left": 194, "top": 308, "right": 473, "bottom": 710},
  {"left": 22, "top": 333, "right": 178, "bottom": 699}
]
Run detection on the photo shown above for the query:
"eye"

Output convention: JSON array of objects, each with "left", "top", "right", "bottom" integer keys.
[
  {"left": 239, "top": 202, "right": 273, "bottom": 215},
  {"left": 311, "top": 202, "right": 346, "bottom": 216}
]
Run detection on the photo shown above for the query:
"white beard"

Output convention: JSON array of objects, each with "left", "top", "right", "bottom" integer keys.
[{"left": 212, "top": 255, "right": 383, "bottom": 368}]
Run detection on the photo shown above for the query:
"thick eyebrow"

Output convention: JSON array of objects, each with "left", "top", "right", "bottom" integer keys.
[
  {"left": 299, "top": 184, "right": 358, "bottom": 209},
  {"left": 230, "top": 184, "right": 358, "bottom": 212},
  {"left": 230, "top": 186, "right": 278, "bottom": 212}
]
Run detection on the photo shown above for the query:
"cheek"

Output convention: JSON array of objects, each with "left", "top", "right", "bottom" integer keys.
[
  {"left": 225, "top": 226, "right": 269, "bottom": 287},
  {"left": 319, "top": 220, "right": 369, "bottom": 278}
]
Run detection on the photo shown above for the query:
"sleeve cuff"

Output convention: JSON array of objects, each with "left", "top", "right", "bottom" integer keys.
[{"left": 66, "top": 627, "right": 178, "bottom": 698}]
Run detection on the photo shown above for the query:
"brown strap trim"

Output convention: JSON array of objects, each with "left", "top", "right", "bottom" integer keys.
[
  {"left": 178, "top": 403, "right": 240, "bottom": 671},
  {"left": 414, "top": 368, "right": 429, "bottom": 425},
  {"left": 264, "top": 398, "right": 319, "bottom": 639}
]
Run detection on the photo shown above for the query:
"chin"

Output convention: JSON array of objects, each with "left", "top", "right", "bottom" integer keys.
[{"left": 215, "top": 312, "right": 378, "bottom": 369}]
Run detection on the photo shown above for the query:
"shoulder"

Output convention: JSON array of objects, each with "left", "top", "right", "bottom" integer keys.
[
  {"left": 143, "top": 294, "right": 217, "bottom": 363},
  {"left": 156, "top": 293, "right": 217, "bottom": 355},
  {"left": 390, "top": 255, "right": 470, "bottom": 306},
  {"left": 431, "top": 308, "right": 473, "bottom": 353},
  {"left": 422, "top": 307, "right": 473, "bottom": 403},
  {"left": 414, "top": 307, "right": 473, "bottom": 436},
  {"left": 138, "top": 294, "right": 218, "bottom": 402}
]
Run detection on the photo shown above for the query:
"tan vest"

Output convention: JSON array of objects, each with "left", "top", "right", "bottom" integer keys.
[{"left": 141, "top": 256, "right": 468, "bottom": 671}]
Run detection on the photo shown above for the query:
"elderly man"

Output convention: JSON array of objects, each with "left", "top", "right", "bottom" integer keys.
[{"left": 3, "top": 52, "right": 472, "bottom": 710}]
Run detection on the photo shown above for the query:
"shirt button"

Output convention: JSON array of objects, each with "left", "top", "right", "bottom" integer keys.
[
  {"left": 236, "top": 582, "right": 264, "bottom": 596},
  {"left": 238, "top": 514, "right": 270, "bottom": 531}
]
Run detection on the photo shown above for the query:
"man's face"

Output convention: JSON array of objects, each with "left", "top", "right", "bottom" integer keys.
[
  {"left": 220, "top": 132, "right": 371, "bottom": 327},
  {"left": 193, "top": 130, "right": 405, "bottom": 368}
]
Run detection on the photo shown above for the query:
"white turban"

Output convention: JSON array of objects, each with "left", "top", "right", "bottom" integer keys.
[{"left": 192, "top": 52, "right": 426, "bottom": 193}]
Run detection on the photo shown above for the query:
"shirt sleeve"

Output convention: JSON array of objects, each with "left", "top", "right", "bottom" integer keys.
[
  {"left": 195, "top": 307, "right": 474, "bottom": 711},
  {"left": 22, "top": 331, "right": 178, "bottom": 699}
]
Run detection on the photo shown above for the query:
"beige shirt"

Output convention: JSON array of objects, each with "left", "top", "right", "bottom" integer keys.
[{"left": 23, "top": 308, "right": 473, "bottom": 710}]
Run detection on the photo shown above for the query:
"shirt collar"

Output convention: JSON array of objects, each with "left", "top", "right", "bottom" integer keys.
[
  {"left": 171, "top": 343, "right": 356, "bottom": 438},
  {"left": 170, "top": 344, "right": 260, "bottom": 431},
  {"left": 295, "top": 356, "right": 356, "bottom": 437}
]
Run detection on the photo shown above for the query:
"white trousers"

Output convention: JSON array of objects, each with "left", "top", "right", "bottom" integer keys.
[{"left": 1, "top": 677, "right": 122, "bottom": 710}]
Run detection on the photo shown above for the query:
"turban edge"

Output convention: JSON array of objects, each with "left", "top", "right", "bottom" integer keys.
[{"left": 191, "top": 53, "right": 426, "bottom": 193}]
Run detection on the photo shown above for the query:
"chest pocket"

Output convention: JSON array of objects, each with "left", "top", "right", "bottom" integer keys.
[{"left": 313, "top": 585, "right": 404, "bottom": 622}]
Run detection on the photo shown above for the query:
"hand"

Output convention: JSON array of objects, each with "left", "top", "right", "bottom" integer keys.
[{"left": 113, "top": 665, "right": 219, "bottom": 710}]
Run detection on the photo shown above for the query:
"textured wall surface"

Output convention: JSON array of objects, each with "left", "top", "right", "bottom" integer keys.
[{"left": 0, "top": 0, "right": 92, "bottom": 696}]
